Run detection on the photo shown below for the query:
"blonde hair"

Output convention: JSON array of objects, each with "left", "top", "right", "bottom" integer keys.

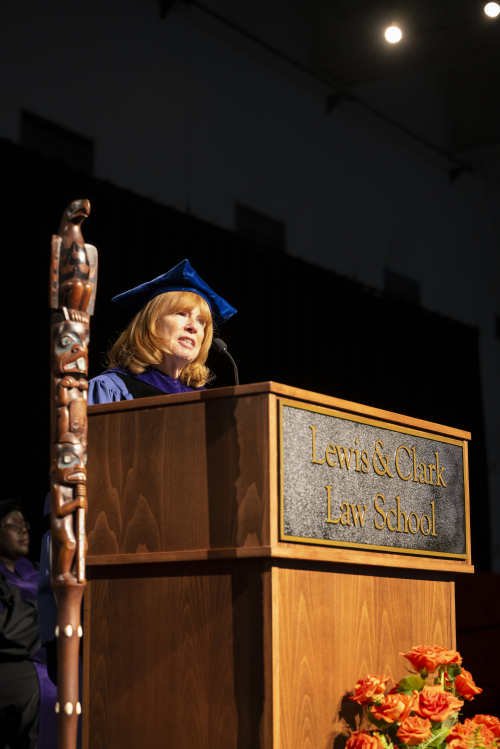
[{"left": 107, "top": 291, "right": 214, "bottom": 388}]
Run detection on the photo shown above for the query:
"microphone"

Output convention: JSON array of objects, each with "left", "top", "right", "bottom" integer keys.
[{"left": 211, "top": 338, "right": 240, "bottom": 386}]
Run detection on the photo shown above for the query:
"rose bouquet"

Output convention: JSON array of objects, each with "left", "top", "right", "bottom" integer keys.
[{"left": 347, "top": 646, "right": 500, "bottom": 749}]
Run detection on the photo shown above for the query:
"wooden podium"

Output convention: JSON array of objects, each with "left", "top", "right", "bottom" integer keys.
[{"left": 83, "top": 383, "right": 472, "bottom": 749}]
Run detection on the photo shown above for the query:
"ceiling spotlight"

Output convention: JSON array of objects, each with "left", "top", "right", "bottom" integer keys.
[
  {"left": 385, "top": 24, "right": 402, "bottom": 43},
  {"left": 484, "top": 2, "right": 500, "bottom": 17}
]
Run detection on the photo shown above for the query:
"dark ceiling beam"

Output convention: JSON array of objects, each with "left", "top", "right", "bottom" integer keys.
[
  {"left": 160, "top": 0, "right": 197, "bottom": 19},
  {"left": 160, "top": 0, "right": 178, "bottom": 20},
  {"left": 187, "top": 1, "right": 472, "bottom": 179}
]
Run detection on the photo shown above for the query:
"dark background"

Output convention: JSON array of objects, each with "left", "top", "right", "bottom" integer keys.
[
  {"left": 1, "top": 138, "right": 489, "bottom": 569},
  {"left": 1, "top": 0, "right": 498, "bottom": 720}
]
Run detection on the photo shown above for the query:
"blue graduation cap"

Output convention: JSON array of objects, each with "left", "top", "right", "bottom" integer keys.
[{"left": 112, "top": 259, "right": 237, "bottom": 325}]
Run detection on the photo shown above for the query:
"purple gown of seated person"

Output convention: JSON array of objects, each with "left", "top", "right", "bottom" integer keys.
[
  {"left": 1, "top": 557, "right": 57, "bottom": 749},
  {"left": 88, "top": 366, "right": 206, "bottom": 405}
]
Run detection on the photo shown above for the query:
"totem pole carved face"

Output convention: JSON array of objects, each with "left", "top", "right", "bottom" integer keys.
[
  {"left": 51, "top": 321, "right": 89, "bottom": 377},
  {"left": 50, "top": 442, "right": 87, "bottom": 487}
]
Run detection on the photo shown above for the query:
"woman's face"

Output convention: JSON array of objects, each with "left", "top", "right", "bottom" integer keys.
[
  {"left": 157, "top": 304, "right": 206, "bottom": 367},
  {"left": 0, "top": 510, "right": 29, "bottom": 560}
]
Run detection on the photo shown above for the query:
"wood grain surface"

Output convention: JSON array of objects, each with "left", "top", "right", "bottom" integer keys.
[
  {"left": 88, "top": 382, "right": 471, "bottom": 441},
  {"left": 85, "top": 545, "right": 473, "bottom": 573},
  {"left": 83, "top": 386, "right": 463, "bottom": 748},
  {"left": 86, "top": 559, "right": 272, "bottom": 749},
  {"left": 86, "top": 395, "right": 270, "bottom": 557},
  {"left": 272, "top": 543, "right": 473, "bottom": 573},
  {"left": 273, "top": 563, "right": 454, "bottom": 749},
  {"left": 82, "top": 582, "right": 92, "bottom": 749},
  {"left": 84, "top": 559, "right": 454, "bottom": 749},
  {"left": 87, "top": 391, "right": 472, "bottom": 574}
]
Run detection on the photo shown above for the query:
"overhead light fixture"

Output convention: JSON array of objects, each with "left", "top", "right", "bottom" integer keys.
[
  {"left": 385, "top": 24, "right": 402, "bottom": 43},
  {"left": 484, "top": 2, "right": 500, "bottom": 16}
]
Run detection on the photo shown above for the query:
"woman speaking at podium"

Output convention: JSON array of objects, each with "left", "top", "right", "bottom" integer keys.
[
  {"left": 88, "top": 259, "right": 237, "bottom": 404},
  {"left": 37, "top": 259, "right": 236, "bottom": 705}
]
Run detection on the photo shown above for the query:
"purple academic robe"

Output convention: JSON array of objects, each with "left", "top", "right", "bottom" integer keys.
[
  {"left": 1, "top": 557, "right": 57, "bottom": 748},
  {"left": 88, "top": 366, "right": 206, "bottom": 404}
]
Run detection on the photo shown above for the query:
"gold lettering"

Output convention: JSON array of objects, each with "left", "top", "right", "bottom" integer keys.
[
  {"left": 435, "top": 452, "right": 446, "bottom": 487},
  {"left": 408, "top": 512, "right": 420, "bottom": 534},
  {"left": 350, "top": 504, "right": 367, "bottom": 527},
  {"left": 326, "top": 444, "right": 337, "bottom": 467},
  {"left": 310, "top": 425, "right": 326, "bottom": 465},
  {"left": 428, "top": 464, "right": 436, "bottom": 485},
  {"left": 387, "top": 507, "right": 397, "bottom": 532},
  {"left": 373, "top": 441, "right": 394, "bottom": 477},
  {"left": 412, "top": 446, "right": 418, "bottom": 483},
  {"left": 421, "top": 514, "right": 431, "bottom": 535},
  {"left": 418, "top": 462, "right": 428, "bottom": 484},
  {"left": 430, "top": 501, "right": 437, "bottom": 536},
  {"left": 340, "top": 502, "right": 351, "bottom": 526},
  {"left": 374, "top": 494, "right": 386, "bottom": 530},
  {"left": 396, "top": 446, "right": 412, "bottom": 480},
  {"left": 325, "top": 485, "right": 341, "bottom": 524},
  {"left": 354, "top": 439, "right": 360, "bottom": 472},
  {"left": 337, "top": 446, "right": 354, "bottom": 469},
  {"left": 397, "top": 495, "right": 408, "bottom": 533},
  {"left": 361, "top": 451, "right": 369, "bottom": 473}
]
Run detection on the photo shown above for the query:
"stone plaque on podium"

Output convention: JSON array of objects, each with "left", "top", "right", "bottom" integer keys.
[{"left": 279, "top": 399, "right": 468, "bottom": 558}]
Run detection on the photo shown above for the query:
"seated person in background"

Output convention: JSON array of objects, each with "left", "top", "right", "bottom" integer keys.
[{"left": 0, "top": 499, "right": 56, "bottom": 749}]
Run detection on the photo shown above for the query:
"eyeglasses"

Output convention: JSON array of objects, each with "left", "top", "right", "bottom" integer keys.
[{"left": 0, "top": 521, "right": 30, "bottom": 532}]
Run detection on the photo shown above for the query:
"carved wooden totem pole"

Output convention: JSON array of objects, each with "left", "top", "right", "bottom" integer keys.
[{"left": 49, "top": 199, "right": 97, "bottom": 749}]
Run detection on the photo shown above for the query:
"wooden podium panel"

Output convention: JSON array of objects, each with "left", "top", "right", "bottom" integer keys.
[
  {"left": 85, "top": 392, "right": 272, "bottom": 556},
  {"left": 83, "top": 383, "right": 469, "bottom": 749},
  {"left": 274, "top": 564, "right": 454, "bottom": 749},
  {"left": 85, "top": 559, "right": 271, "bottom": 748}
]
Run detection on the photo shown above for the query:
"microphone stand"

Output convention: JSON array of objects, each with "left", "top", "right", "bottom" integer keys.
[
  {"left": 224, "top": 350, "right": 239, "bottom": 386},
  {"left": 211, "top": 339, "right": 239, "bottom": 386}
]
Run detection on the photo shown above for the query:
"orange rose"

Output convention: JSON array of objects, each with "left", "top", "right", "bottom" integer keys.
[
  {"left": 415, "top": 686, "right": 463, "bottom": 723},
  {"left": 370, "top": 692, "right": 417, "bottom": 724},
  {"left": 471, "top": 715, "right": 500, "bottom": 739},
  {"left": 397, "top": 716, "right": 433, "bottom": 745},
  {"left": 346, "top": 731, "right": 384, "bottom": 749},
  {"left": 400, "top": 645, "right": 463, "bottom": 673},
  {"left": 350, "top": 675, "right": 393, "bottom": 705},
  {"left": 454, "top": 669, "right": 483, "bottom": 701},
  {"left": 446, "top": 719, "right": 495, "bottom": 749},
  {"left": 447, "top": 737, "right": 467, "bottom": 749}
]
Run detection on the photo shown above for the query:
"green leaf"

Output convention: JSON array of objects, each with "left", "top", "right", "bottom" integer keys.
[
  {"left": 446, "top": 664, "right": 462, "bottom": 681},
  {"left": 415, "top": 724, "right": 451, "bottom": 749},
  {"left": 368, "top": 710, "right": 392, "bottom": 730},
  {"left": 463, "top": 725, "right": 494, "bottom": 749},
  {"left": 398, "top": 676, "right": 426, "bottom": 692},
  {"left": 380, "top": 735, "right": 394, "bottom": 749},
  {"left": 442, "top": 713, "right": 460, "bottom": 731},
  {"left": 368, "top": 712, "right": 391, "bottom": 729},
  {"left": 385, "top": 724, "right": 400, "bottom": 742}
]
